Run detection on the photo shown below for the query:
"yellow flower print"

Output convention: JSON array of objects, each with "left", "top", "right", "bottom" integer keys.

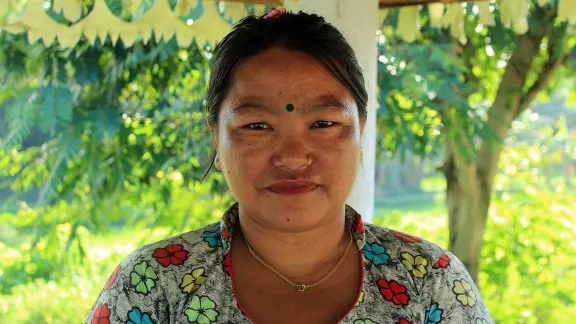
[
  {"left": 401, "top": 252, "right": 428, "bottom": 278},
  {"left": 453, "top": 279, "right": 477, "bottom": 307},
  {"left": 181, "top": 268, "right": 207, "bottom": 294},
  {"left": 355, "top": 291, "right": 365, "bottom": 307}
]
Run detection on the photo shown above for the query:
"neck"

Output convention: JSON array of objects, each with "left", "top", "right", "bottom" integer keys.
[{"left": 237, "top": 205, "right": 350, "bottom": 283}]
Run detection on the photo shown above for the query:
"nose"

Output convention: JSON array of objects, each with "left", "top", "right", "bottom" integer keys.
[{"left": 272, "top": 134, "right": 312, "bottom": 171}]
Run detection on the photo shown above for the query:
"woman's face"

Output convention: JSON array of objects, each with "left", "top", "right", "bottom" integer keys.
[{"left": 211, "top": 47, "right": 365, "bottom": 232}]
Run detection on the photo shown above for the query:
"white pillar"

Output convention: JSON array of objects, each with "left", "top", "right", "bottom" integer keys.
[{"left": 285, "top": 0, "right": 379, "bottom": 223}]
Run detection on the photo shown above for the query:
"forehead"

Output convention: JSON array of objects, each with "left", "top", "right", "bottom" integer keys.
[{"left": 227, "top": 48, "right": 353, "bottom": 102}]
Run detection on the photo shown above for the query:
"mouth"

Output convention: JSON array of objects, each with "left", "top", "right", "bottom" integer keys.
[
  {"left": 266, "top": 185, "right": 319, "bottom": 195},
  {"left": 266, "top": 180, "right": 320, "bottom": 195}
]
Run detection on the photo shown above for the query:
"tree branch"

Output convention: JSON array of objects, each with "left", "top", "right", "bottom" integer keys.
[
  {"left": 517, "top": 24, "right": 570, "bottom": 116},
  {"left": 476, "top": 30, "right": 545, "bottom": 188}
]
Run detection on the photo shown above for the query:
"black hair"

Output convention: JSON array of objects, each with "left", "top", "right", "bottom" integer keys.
[{"left": 201, "top": 11, "right": 368, "bottom": 182}]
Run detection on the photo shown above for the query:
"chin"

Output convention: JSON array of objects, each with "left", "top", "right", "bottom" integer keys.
[
  {"left": 258, "top": 197, "right": 330, "bottom": 232},
  {"left": 269, "top": 214, "right": 325, "bottom": 233}
]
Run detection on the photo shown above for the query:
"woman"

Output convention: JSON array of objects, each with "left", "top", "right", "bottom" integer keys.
[{"left": 87, "top": 9, "right": 493, "bottom": 324}]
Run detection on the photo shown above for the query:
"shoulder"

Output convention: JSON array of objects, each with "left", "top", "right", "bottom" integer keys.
[
  {"left": 118, "top": 221, "right": 223, "bottom": 271},
  {"left": 98, "top": 222, "right": 225, "bottom": 305},
  {"left": 86, "top": 223, "right": 225, "bottom": 323},
  {"left": 363, "top": 223, "right": 449, "bottom": 267},
  {"left": 106, "top": 221, "right": 224, "bottom": 294}
]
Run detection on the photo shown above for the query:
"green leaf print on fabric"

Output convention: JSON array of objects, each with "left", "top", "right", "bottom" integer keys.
[
  {"left": 130, "top": 261, "right": 158, "bottom": 295},
  {"left": 185, "top": 295, "right": 219, "bottom": 323},
  {"left": 353, "top": 319, "right": 379, "bottom": 324},
  {"left": 476, "top": 319, "right": 490, "bottom": 324}
]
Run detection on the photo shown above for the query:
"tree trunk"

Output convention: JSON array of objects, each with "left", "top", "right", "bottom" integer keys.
[
  {"left": 444, "top": 144, "right": 492, "bottom": 283},
  {"left": 445, "top": 17, "right": 569, "bottom": 282}
]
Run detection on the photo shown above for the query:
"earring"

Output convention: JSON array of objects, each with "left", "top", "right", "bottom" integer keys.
[{"left": 307, "top": 156, "right": 312, "bottom": 166}]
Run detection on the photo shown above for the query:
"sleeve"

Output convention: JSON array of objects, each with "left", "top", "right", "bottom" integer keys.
[
  {"left": 85, "top": 252, "right": 169, "bottom": 324},
  {"left": 423, "top": 251, "right": 494, "bottom": 324}
]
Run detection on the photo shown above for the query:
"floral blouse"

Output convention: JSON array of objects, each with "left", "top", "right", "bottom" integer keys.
[{"left": 86, "top": 203, "right": 493, "bottom": 324}]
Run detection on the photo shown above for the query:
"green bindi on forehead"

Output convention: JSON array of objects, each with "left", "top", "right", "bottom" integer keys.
[{"left": 285, "top": 104, "right": 294, "bottom": 112}]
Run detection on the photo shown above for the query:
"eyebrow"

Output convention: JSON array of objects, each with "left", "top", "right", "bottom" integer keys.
[{"left": 231, "top": 95, "right": 352, "bottom": 115}]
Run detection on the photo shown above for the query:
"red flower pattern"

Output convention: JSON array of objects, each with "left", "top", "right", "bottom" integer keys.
[
  {"left": 399, "top": 320, "right": 415, "bottom": 324},
  {"left": 392, "top": 231, "right": 422, "bottom": 243},
  {"left": 104, "top": 266, "right": 120, "bottom": 290},
  {"left": 222, "top": 228, "right": 229, "bottom": 240},
  {"left": 153, "top": 244, "right": 189, "bottom": 267},
  {"left": 91, "top": 303, "right": 111, "bottom": 324},
  {"left": 222, "top": 252, "right": 232, "bottom": 276},
  {"left": 433, "top": 253, "right": 450, "bottom": 269},
  {"left": 353, "top": 213, "right": 365, "bottom": 234},
  {"left": 378, "top": 279, "right": 410, "bottom": 306}
]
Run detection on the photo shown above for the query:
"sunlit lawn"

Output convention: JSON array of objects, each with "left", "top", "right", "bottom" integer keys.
[
  {"left": 0, "top": 226, "right": 175, "bottom": 323},
  {"left": 374, "top": 192, "right": 448, "bottom": 247}
]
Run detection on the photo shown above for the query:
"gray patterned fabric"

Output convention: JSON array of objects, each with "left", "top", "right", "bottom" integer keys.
[{"left": 86, "top": 202, "right": 493, "bottom": 324}]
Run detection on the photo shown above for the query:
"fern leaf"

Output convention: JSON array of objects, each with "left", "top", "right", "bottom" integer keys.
[
  {"left": 38, "top": 86, "right": 73, "bottom": 135},
  {"left": 0, "top": 119, "right": 32, "bottom": 151},
  {"left": 36, "top": 128, "right": 79, "bottom": 206},
  {"left": 1, "top": 95, "right": 36, "bottom": 150}
]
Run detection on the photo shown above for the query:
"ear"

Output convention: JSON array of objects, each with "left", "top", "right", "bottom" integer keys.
[
  {"left": 359, "top": 119, "right": 366, "bottom": 167},
  {"left": 359, "top": 118, "right": 366, "bottom": 136},
  {"left": 207, "top": 115, "right": 221, "bottom": 170},
  {"left": 214, "top": 148, "right": 222, "bottom": 170}
]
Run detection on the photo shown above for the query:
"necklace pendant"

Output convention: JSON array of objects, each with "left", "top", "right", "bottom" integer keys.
[{"left": 296, "top": 285, "right": 307, "bottom": 292}]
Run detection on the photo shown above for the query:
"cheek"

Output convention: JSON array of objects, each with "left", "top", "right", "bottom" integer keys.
[
  {"left": 316, "top": 124, "right": 361, "bottom": 151},
  {"left": 314, "top": 126, "right": 362, "bottom": 169},
  {"left": 219, "top": 129, "right": 263, "bottom": 170}
]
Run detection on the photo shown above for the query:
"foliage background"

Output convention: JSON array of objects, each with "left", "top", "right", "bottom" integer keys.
[{"left": 1, "top": 1, "right": 575, "bottom": 323}]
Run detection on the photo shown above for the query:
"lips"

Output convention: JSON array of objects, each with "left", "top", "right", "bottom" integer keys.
[{"left": 266, "top": 180, "right": 319, "bottom": 195}]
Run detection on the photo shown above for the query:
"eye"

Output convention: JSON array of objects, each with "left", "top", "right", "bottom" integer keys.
[
  {"left": 312, "top": 121, "right": 337, "bottom": 128},
  {"left": 244, "top": 122, "right": 271, "bottom": 130}
]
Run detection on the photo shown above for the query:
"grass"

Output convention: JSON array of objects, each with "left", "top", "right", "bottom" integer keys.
[
  {"left": 374, "top": 194, "right": 449, "bottom": 248},
  {"left": 0, "top": 225, "right": 177, "bottom": 324}
]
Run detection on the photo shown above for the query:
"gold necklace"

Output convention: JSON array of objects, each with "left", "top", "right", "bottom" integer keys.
[{"left": 243, "top": 229, "right": 353, "bottom": 292}]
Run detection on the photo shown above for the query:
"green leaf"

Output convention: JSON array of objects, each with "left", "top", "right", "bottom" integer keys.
[
  {"left": 64, "top": 221, "right": 79, "bottom": 253},
  {"left": 70, "top": 49, "right": 102, "bottom": 85},
  {"left": 36, "top": 128, "right": 79, "bottom": 206},
  {"left": 38, "top": 87, "right": 73, "bottom": 135},
  {"left": 401, "top": 74, "right": 421, "bottom": 93},
  {"left": 1, "top": 94, "right": 36, "bottom": 151},
  {"left": 476, "top": 121, "right": 502, "bottom": 145}
]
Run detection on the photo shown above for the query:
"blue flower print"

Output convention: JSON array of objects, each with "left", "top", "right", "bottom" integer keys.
[
  {"left": 127, "top": 307, "right": 155, "bottom": 324},
  {"left": 201, "top": 230, "right": 223, "bottom": 248},
  {"left": 362, "top": 242, "right": 390, "bottom": 266},
  {"left": 424, "top": 302, "right": 444, "bottom": 324}
]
